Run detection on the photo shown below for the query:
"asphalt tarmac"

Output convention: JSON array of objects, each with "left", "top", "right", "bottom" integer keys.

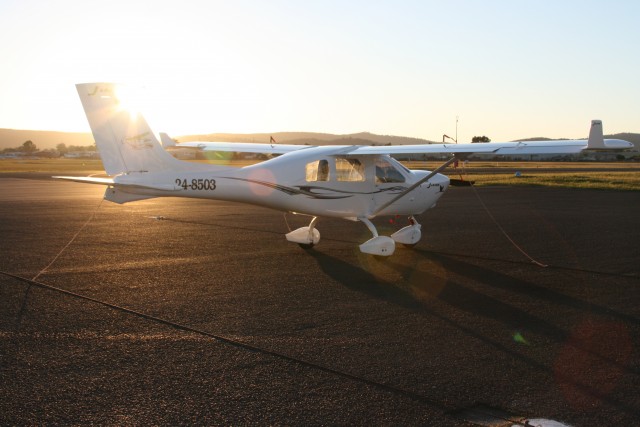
[{"left": 1, "top": 176, "right": 639, "bottom": 426}]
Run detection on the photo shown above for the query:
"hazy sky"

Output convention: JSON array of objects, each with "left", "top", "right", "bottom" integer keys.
[{"left": 0, "top": 0, "right": 638, "bottom": 142}]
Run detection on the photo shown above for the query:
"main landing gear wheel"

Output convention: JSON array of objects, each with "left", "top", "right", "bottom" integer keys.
[{"left": 285, "top": 216, "right": 320, "bottom": 249}]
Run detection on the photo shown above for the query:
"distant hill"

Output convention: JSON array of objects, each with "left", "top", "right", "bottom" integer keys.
[{"left": 0, "top": 129, "right": 93, "bottom": 150}]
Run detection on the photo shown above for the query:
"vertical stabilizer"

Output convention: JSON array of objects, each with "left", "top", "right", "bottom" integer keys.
[
  {"left": 159, "top": 132, "right": 177, "bottom": 148},
  {"left": 76, "top": 83, "right": 183, "bottom": 175},
  {"left": 587, "top": 119, "right": 605, "bottom": 149}
]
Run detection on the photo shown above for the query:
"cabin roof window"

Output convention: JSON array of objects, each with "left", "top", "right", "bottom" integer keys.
[
  {"left": 336, "top": 158, "right": 365, "bottom": 182},
  {"left": 305, "top": 159, "right": 329, "bottom": 182},
  {"left": 375, "top": 158, "right": 406, "bottom": 183}
]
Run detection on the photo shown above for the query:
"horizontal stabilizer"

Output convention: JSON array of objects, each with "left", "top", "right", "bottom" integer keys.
[
  {"left": 53, "top": 175, "right": 181, "bottom": 191},
  {"left": 53, "top": 176, "right": 114, "bottom": 185}
]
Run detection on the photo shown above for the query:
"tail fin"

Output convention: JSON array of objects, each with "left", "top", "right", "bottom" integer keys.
[
  {"left": 159, "top": 132, "right": 177, "bottom": 148},
  {"left": 76, "top": 83, "right": 183, "bottom": 175},
  {"left": 587, "top": 119, "right": 605, "bottom": 149}
]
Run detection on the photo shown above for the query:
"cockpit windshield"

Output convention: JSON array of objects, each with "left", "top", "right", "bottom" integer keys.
[{"left": 375, "top": 158, "right": 406, "bottom": 183}]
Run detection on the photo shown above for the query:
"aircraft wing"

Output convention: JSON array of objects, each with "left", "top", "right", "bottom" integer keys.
[
  {"left": 347, "top": 140, "right": 587, "bottom": 156},
  {"left": 350, "top": 121, "right": 633, "bottom": 155},
  {"left": 348, "top": 138, "right": 632, "bottom": 156},
  {"left": 169, "top": 124, "right": 632, "bottom": 157},
  {"left": 174, "top": 141, "right": 308, "bottom": 154},
  {"left": 171, "top": 139, "right": 606, "bottom": 157},
  {"left": 159, "top": 121, "right": 632, "bottom": 157}
]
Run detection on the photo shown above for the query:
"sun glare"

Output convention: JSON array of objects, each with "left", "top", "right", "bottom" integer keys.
[{"left": 114, "top": 85, "right": 144, "bottom": 120}]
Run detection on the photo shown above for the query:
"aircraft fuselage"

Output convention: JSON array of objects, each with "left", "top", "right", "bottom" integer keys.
[{"left": 109, "top": 148, "right": 450, "bottom": 219}]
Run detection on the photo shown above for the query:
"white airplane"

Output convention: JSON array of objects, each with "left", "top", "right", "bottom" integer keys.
[{"left": 55, "top": 83, "right": 633, "bottom": 256}]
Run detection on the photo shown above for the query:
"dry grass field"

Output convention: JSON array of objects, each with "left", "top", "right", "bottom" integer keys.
[{"left": 1, "top": 158, "right": 638, "bottom": 191}]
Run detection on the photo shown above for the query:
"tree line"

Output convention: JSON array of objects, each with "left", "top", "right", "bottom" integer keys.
[{"left": 1, "top": 141, "right": 96, "bottom": 156}]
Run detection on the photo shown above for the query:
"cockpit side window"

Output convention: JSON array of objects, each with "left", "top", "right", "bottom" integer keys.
[
  {"left": 336, "top": 158, "right": 365, "bottom": 182},
  {"left": 305, "top": 159, "right": 330, "bottom": 182},
  {"left": 375, "top": 158, "right": 406, "bottom": 183}
]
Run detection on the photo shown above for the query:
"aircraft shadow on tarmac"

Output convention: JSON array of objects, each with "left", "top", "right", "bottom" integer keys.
[
  {"left": 310, "top": 248, "right": 638, "bottom": 332},
  {"left": 161, "top": 213, "right": 640, "bottom": 330},
  {"left": 308, "top": 249, "right": 639, "bottom": 417},
  {"left": 425, "top": 251, "right": 640, "bottom": 326}
]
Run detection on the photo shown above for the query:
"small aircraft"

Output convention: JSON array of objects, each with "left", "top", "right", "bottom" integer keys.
[{"left": 56, "top": 83, "right": 633, "bottom": 256}]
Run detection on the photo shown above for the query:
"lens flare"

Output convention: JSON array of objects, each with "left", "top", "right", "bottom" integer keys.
[
  {"left": 114, "top": 84, "right": 144, "bottom": 120},
  {"left": 247, "top": 168, "right": 276, "bottom": 197},
  {"left": 513, "top": 332, "right": 529, "bottom": 345}
]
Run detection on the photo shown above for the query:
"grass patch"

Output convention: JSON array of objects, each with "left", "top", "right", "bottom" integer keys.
[
  {"left": 0, "top": 158, "right": 104, "bottom": 174},
  {"left": 0, "top": 158, "right": 258, "bottom": 173},
  {"left": 466, "top": 172, "right": 640, "bottom": 191}
]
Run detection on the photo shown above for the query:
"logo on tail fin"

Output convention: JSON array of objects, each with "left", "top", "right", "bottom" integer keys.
[
  {"left": 124, "top": 132, "right": 154, "bottom": 150},
  {"left": 87, "top": 85, "right": 114, "bottom": 97}
]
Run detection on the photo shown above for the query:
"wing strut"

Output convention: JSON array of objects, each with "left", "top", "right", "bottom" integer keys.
[{"left": 373, "top": 156, "right": 458, "bottom": 216}]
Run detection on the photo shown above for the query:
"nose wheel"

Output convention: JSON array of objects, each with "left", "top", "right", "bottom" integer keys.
[
  {"left": 358, "top": 217, "right": 396, "bottom": 256},
  {"left": 390, "top": 216, "right": 422, "bottom": 248}
]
